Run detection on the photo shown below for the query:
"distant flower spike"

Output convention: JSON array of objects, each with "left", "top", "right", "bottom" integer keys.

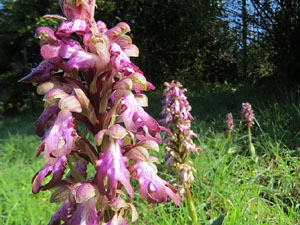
[
  {"left": 241, "top": 102, "right": 257, "bottom": 162},
  {"left": 160, "top": 80, "right": 200, "bottom": 224},
  {"left": 226, "top": 113, "right": 234, "bottom": 132},
  {"left": 19, "top": 1, "right": 181, "bottom": 224},
  {"left": 241, "top": 102, "right": 255, "bottom": 127},
  {"left": 160, "top": 81, "right": 200, "bottom": 186}
]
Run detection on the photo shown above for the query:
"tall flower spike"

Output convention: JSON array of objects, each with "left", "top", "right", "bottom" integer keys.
[
  {"left": 160, "top": 80, "right": 200, "bottom": 224},
  {"left": 19, "top": 1, "right": 181, "bottom": 224}
]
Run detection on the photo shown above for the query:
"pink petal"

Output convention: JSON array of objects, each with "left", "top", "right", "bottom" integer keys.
[
  {"left": 129, "top": 160, "right": 181, "bottom": 206},
  {"left": 95, "top": 138, "right": 133, "bottom": 199},
  {"left": 66, "top": 198, "right": 100, "bottom": 225},
  {"left": 57, "top": 19, "right": 89, "bottom": 37},
  {"left": 64, "top": 51, "right": 107, "bottom": 73},
  {"left": 18, "top": 58, "right": 61, "bottom": 83},
  {"left": 43, "top": 109, "right": 77, "bottom": 165},
  {"left": 35, "top": 26, "right": 58, "bottom": 45},
  {"left": 120, "top": 93, "right": 162, "bottom": 143},
  {"left": 32, "top": 156, "right": 67, "bottom": 194}
]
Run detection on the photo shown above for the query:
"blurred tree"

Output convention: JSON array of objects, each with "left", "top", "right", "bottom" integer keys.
[
  {"left": 242, "top": 0, "right": 248, "bottom": 78},
  {"left": 96, "top": 0, "right": 239, "bottom": 88},
  {"left": 0, "top": 0, "right": 60, "bottom": 114},
  {"left": 6, "top": 0, "right": 293, "bottom": 113},
  {"left": 250, "top": 0, "right": 300, "bottom": 83}
]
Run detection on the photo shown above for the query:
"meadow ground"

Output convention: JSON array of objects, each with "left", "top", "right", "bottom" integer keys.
[{"left": 1, "top": 83, "right": 300, "bottom": 224}]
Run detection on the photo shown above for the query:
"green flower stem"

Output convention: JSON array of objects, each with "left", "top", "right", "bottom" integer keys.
[
  {"left": 248, "top": 124, "right": 256, "bottom": 160},
  {"left": 247, "top": 124, "right": 251, "bottom": 144},
  {"left": 185, "top": 184, "right": 199, "bottom": 225},
  {"left": 67, "top": 160, "right": 85, "bottom": 182},
  {"left": 226, "top": 131, "right": 232, "bottom": 151},
  {"left": 227, "top": 131, "right": 232, "bottom": 141}
]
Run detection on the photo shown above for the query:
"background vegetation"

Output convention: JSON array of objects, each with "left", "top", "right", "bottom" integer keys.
[
  {"left": 1, "top": 0, "right": 300, "bottom": 113},
  {"left": 1, "top": 83, "right": 300, "bottom": 224}
]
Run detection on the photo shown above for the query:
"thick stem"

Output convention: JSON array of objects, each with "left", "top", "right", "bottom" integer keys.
[
  {"left": 247, "top": 124, "right": 251, "bottom": 144},
  {"left": 226, "top": 131, "right": 232, "bottom": 152},
  {"left": 227, "top": 131, "right": 232, "bottom": 144},
  {"left": 185, "top": 184, "right": 199, "bottom": 225},
  {"left": 248, "top": 124, "right": 256, "bottom": 160}
]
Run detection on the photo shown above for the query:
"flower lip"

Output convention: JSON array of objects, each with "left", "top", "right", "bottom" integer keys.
[{"left": 129, "top": 160, "right": 181, "bottom": 206}]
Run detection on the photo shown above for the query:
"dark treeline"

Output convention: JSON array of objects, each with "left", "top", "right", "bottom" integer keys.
[{"left": 0, "top": 0, "right": 300, "bottom": 113}]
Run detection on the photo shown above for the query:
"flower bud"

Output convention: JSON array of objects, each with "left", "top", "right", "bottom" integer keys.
[{"left": 60, "top": 0, "right": 95, "bottom": 21}]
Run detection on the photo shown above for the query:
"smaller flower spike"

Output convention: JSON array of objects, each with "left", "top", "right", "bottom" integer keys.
[
  {"left": 226, "top": 113, "right": 234, "bottom": 132},
  {"left": 160, "top": 80, "right": 200, "bottom": 224},
  {"left": 241, "top": 102, "right": 257, "bottom": 162},
  {"left": 241, "top": 102, "right": 255, "bottom": 127},
  {"left": 160, "top": 81, "right": 200, "bottom": 183}
]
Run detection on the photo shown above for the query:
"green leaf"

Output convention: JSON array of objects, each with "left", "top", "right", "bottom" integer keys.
[
  {"left": 50, "top": 186, "right": 70, "bottom": 203},
  {"left": 210, "top": 215, "right": 224, "bottom": 225}
]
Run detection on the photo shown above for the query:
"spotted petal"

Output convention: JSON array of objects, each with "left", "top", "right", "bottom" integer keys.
[
  {"left": 43, "top": 109, "right": 77, "bottom": 165},
  {"left": 120, "top": 93, "right": 162, "bottom": 143},
  {"left": 129, "top": 160, "right": 181, "bottom": 206},
  {"left": 95, "top": 137, "right": 133, "bottom": 200}
]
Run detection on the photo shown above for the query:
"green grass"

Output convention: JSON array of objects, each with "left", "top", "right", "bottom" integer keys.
[
  {"left": 1, "top": 83, "right": 300, "bottom": 224},
  {"left": 0, "top": 131, "right": 59, "bottom": 224}
]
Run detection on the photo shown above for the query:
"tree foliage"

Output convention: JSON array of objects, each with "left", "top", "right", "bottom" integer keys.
[
  {"left": 0, "top": 0, "right": 299, "bottom": 113},
  {"left": 0, "top": 0, "right": 60, "bottom": 113},
  {"left": 250, "top": 0, "right": 300, "bottom": 81},
  {"left": 95, "top": 0, "right": 239, "bottom": 87}
]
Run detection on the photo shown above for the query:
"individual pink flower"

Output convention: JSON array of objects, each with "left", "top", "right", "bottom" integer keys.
[
  {"left": 49, "top": 183, "right": 101, "bottom": 225},
  {"left": 18, "top": 58, "right": 61, "bottom": 83},
  {"left": 120, "top": 93, "right": 162, "bottom": 143},
  {"left": 56, "top": 19, "right": 90, "bottom": 36},
  {"left": 129, "top": 160, "right": 181, "bottom": 205},
  {"left": 102, "top": 197, "right": 137, "bottom": 225},
  {"left": 59, "top": 0, "right": 95, "bottom": 21},
  {"left": 95, "top": 126, "right": 134, "bottom": 200},
  {"left": 42, "top": 109, "right": 78, "bottom": 165},
  {"left": 32, "top": 156, "right": 67, "bottom": 194}
]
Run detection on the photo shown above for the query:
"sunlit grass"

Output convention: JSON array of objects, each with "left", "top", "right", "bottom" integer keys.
[
  {"left": 0, "top": 133, "right": 59, "bottom": 224},
  {"left": 1, "top": 83, "right": 300, "bottom": 224}
]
